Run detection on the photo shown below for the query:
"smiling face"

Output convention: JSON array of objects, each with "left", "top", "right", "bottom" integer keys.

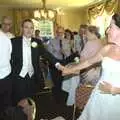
[
  {"left": 56, "top": 27, "right": 64, "bottom": 39},
  {"left": 79, "top": 28, "right": 86, "bottom": 36},
  {"left": 22, "top": 20, "right": 34, "bottom": 38},
  {"left": 64, "top": 30, "right": 72, "bottom": 40},
  {"left": 1, "top": 17, "right": 12, "bottom": 33},
  {"left": 86, "top": 26, "right": 99, "bottom": 41},
  {"left": 79, "top": 25, "right": 88, "bottom": 37},
  {"left": 86, "top": 30, "right": 96, "bottom": 41}
]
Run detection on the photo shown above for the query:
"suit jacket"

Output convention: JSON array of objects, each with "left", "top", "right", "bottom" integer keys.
[
  {"left": 11, "top": 36, "right": 79, "bottom": 81},
  {"left": 11, "top": 36, "right": 61, "bottom": 81}
]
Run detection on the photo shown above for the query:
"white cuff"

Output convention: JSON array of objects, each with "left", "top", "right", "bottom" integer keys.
[
  {"left": 55, "top": 62, "right": 61, "bottom": 69},
  {"left": 74, "top": 57, "right": 80, "bottom": 63}
]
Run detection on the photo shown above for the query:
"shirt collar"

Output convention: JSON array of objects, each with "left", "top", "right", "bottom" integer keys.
[{"left": 23, "top": 36, "right": 31, "bottom": 42}]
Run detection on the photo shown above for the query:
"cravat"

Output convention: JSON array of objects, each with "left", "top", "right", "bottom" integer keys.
[{"left": 25, "top": 39, "right": 34, "bottom": 77}]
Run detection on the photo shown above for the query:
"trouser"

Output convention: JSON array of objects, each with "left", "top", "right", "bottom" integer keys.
[
  {"left": 0, "top": 74, "right": 12, "bottom": 114},
  {"left": 50, "top": 67, "right": 68, "bottom": 105},
  {"left": 12, "top": 74, "right": 36, "bottom": 105}
]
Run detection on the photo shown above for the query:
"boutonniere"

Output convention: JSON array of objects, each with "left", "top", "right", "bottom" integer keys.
[
  {"left": 74, "top": 57, "right": 80, "bottom": 63},
  {"left": 31, "top": 41, "right": 38, "bottom": 48}
]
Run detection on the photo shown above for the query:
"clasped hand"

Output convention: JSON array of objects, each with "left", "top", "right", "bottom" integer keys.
[
  {"left": 99, "top": 81, "right": 113, "bottom": 94},
  {"left": 58, "top": 64, "right": 79, "bottom": 76}
]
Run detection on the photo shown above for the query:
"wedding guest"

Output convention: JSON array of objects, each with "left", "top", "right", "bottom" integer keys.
[
  {"left": 74, "top": 24, "right": 88, "bottom": 55},
  {"left": 11, "top": 19, "right": 62, "bottom": 106},
  {"left": 0, "top": 30, "right": 12, "bottom": 115},
  {"left": 46, "top": 26, "right": 67, "bottom": 104},
  {"left": 11, "top": 19, "right": 78, "bottom": 106},
  {"left": 80, "top": 25, "right": 103, "bottom": 85},
  {"left": 1, "top": 16, "right": 15, "bottom": 39}
]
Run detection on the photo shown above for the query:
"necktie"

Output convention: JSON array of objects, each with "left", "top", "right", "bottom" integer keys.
[{"left": 59, "top": 39, "right": 64, "bottom": 59}]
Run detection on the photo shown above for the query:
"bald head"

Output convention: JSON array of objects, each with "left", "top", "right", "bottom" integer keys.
[
  {"left": 1, "top": 16, "right": 13, "bottom": 33},
  {"left": 56, "top": 26, "right": 64, "bottom": 38}
]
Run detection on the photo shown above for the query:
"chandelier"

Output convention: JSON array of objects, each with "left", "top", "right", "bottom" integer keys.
[{"left": 34, "top": 0, "right": 57, "bottom": 21}]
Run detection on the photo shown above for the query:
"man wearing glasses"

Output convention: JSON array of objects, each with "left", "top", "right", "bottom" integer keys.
[{"left": 1, "top": 16, "right": 14, "bottom": 39}]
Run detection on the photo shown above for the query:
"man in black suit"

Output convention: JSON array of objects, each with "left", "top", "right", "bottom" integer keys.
[{"left": 11, "top": 19, "right": 78, "bottom": 106}]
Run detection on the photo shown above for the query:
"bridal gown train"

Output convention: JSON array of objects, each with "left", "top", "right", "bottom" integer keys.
[{"left": 77, "top": 57, "right": 120, "bottom": 120}]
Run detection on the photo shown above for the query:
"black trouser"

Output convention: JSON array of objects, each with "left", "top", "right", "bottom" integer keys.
[
  {"left": 12, "top": 74, "right": 36, "bottom": 105},
  {"left": 0, "top": 74, "right": 12, "bottom": 114},
  {"left": 50, "top": 66, "right": 68, "bottom": 105}
]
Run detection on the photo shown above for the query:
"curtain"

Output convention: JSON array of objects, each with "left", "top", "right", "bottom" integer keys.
[
  {"left": 13, "top": 9, "right": 34, "bottom": 35},
  {"left": 88, "top": 3, "right": 105, "bottom": 22},
  {"left": 87, "top": 0, "right": 119, "bottom": 38},
  {"left": 105, "top": 0, "right": 119, "bottom": 15},
  {"left": 88, "top": 0, "right": 119, "bottom": 23}
]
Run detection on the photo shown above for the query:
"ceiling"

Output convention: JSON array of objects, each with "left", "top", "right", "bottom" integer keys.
[{"left": 0, "top": 0, "right": 104, "bottom": 9}]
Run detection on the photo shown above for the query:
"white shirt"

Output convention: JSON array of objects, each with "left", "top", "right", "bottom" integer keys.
[
  {"left": 0, "top": 29, "right": 15, "bottom": 39},
  {"left": 74, "top": 35, "right": 81, "bottom": 55},
  {"left": 62, "top": 39, "right": 71, "bottom": 58},
  {"left": 19, "top": 36, "right": 34, "bottom": 78},
  {"left": 6, "top": 32, "right": 15, "bottom": 39},
  {"left": 0, "top": 31, "right": 12, "bottom": 79}
]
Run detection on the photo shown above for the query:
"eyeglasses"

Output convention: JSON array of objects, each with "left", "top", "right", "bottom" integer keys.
[{"left": 2, "top": 23, "right": 12, "bottom": 26}]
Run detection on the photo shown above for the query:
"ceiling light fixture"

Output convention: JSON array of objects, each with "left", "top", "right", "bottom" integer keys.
[{"left": 34, "top": 0, "right": 57, "bottom": 21}]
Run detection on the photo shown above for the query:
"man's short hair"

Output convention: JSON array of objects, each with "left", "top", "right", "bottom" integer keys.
[
  {"left": 57, "top": 26, "right": 64, "bottom": 30},
  {"left": 1, "top": 16, "right": 12, "bottom": 24},
  {"left": 35, "top": 29, "right": 40, "bottom": 34},
  {"left": 80, "top": 24, "right": 88, "bottom": 29},
  {"left": 21, "top": 19, "right": 33, "bottom": 27}
]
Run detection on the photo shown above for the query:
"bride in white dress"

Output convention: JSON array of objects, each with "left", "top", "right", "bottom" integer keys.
[{"left": 60, "top": 13, "right": 120, "bottom": 120}]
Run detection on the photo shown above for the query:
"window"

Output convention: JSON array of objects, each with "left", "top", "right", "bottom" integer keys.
[
  {"left": 32, "top": 19, "right": 54, "bottom": 39},
  {"left": 90, "top": 11, "right": 113, "bottom": 38}
]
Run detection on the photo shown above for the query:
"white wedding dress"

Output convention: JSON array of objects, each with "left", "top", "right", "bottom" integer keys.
[{"left": 77, "top": 57, "right": 120, "bottom": 120}]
